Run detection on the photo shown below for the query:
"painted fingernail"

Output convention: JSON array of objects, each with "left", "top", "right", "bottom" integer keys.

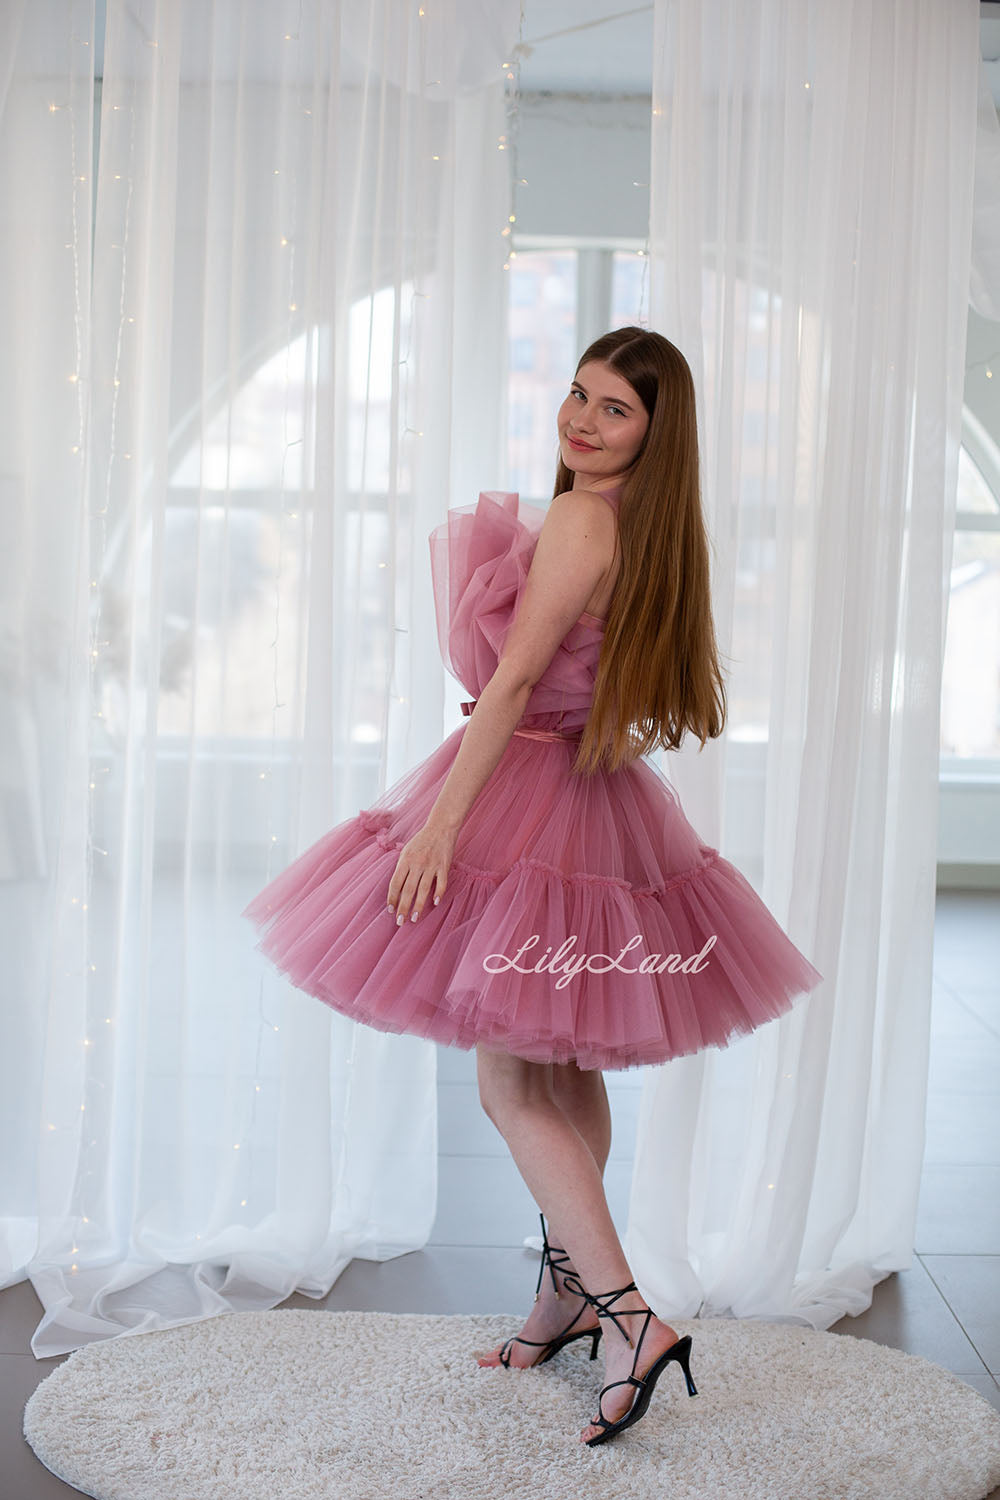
[
  {"left": 411, "top": 910, "right": 418, "bottom": 922},
  {"left": 396, "top": 913, "right": 404, "bottom": 926}
]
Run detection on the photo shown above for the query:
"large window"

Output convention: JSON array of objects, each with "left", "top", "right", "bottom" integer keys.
[
  {"left": 506, "top": 241, "right": 648, "bottom": 499},
  {"left": 941, "top": 419, "right": 1000, "bottom": 764},
  {"left": 506, "top": 242, "right": 1000, "bottom": 786},
  {"left": 149, "top": 242, "right": 999, "bottom": 791},
  {"left": 137, "top": 287, "right": 415, "bottom": 748}
]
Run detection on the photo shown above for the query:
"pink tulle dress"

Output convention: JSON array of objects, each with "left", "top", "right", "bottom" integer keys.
[{"left": 242, "top": 487, "right": 823, "bottom": 1071}]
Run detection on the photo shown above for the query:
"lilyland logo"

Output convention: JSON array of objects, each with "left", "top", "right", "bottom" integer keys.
[{"left": 482, "top": 933, "right": 717, "bottom": 990}]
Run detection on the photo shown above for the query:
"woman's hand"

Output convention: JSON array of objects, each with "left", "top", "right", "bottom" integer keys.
[{"left": 387, "top": 821, "right": 457, "bottom": 926}]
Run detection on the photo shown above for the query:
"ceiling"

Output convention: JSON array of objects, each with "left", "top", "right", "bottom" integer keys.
[
  {"left": 508, "top": 1, "right": 655, "bottom": 94},
  {"left": 517, "top": 3, "right": 1000, "bottom": 106},
  {"left": 81, "top": 0, "right": 1000, "bottom": 107}
]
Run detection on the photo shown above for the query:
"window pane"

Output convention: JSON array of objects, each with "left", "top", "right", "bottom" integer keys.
[
  {"left": 941, "top": 526, "right": 1000, "bottom": 757},
  {"left": 169, "top": 333, "right": 318, "bottom": 491},
  {"left": 144, "top": 507, "right": 309, "bottom": 740},
  {"left": 507, "top": 251, "right": 577, "bottom": 499},
  {"left": 348, "top": 284, "right": 413, "bottom": 493},
  {"left": 611, "top": 250, "right": 648, "bottom": 327},
  {"left": 957, "top": 444, "right": 1000, "bottom": 515}
]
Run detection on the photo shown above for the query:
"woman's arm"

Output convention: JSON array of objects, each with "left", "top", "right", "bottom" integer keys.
[{"left": 386, "top": 489, "right": 615, "bottom": 926}]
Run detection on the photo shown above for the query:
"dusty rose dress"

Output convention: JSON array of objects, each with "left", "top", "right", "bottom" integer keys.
[{"left": 242, "top": 487, "right": 822, "bottom": 1071}]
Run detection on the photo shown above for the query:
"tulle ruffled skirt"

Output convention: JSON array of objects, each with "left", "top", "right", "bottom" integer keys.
[{"left": 242, "top": 726, "right": 822, "bottom": 1072}]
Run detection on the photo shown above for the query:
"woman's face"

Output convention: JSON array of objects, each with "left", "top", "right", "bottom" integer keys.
[{"left": 556, "top": 359, "right": 650, "bottom": 490}]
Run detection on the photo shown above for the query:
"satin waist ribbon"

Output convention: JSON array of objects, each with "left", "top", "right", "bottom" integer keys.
[{"left": 460, "top": 699, "right": 583, "bottom": 744}]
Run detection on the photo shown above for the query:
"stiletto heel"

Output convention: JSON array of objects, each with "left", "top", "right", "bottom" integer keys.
[
  {"left": 491, "top": 1212, "right": 603, "bottom": 1369},
  {"left": 561, "top": 1273, "right": 697, "bottom": 1445},
  {"left": 674, "top": 1336, "right": 697, "bottom": 1396}
]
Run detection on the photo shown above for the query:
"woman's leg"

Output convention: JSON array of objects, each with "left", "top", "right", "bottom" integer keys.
[
  {"left": 474, "top": 1052, "right": 602, "bottom": 1370},
  {"left": 550, "top": 1059, "right": 612, "bottom": 1177},
  {"left": 473, "top": 1044, "right": 681, "bottom": 1443}
]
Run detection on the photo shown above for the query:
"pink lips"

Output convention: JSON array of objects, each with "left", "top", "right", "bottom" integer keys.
[{"left": 567, "top": 436, "right": 598, "bottom": 451}]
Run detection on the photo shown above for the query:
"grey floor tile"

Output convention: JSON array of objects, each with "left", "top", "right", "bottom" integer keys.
[
  {"left": 0, "top": 1279, "right": 46, "bottom": 1358},
  {"left": 829, "top": 1258, "right": 992, "bottom": 1378},
  {"left": 279, "top": 1243, "right": 552, "bottom": 1318},
  {"left": 920, "top": 1254, "right": 1000, "bottom": 1375},
  {"left": 0, "top": 1353, "right": 77, "bottom": 1498},
  {"left": 957, "top": 1370, "right": 1000, "bottom": 1414}
]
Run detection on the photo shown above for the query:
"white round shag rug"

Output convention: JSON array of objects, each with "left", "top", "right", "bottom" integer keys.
[{"left": 23, "top": 1308, "right": 1000, "bottom": 1500}]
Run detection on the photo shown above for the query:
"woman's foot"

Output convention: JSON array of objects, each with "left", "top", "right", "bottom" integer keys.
[
  {"left": 477, "top": 1246, "right": 600, "bottom": 1369},
  {"left": 578, "top": 1291, "right": 681, "bottom": 1444}
]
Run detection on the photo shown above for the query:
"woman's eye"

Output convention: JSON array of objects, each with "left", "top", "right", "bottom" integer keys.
[{"left": 607, "top": 406, "right": 624, "bottom": 417}]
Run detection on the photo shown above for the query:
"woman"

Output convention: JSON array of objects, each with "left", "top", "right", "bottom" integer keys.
[{"left": 244, "top": 326, "right": 822, "bottom": 1446}]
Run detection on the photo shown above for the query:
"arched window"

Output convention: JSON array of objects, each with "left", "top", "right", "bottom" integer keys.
[{"left": 942, "top": 411, "right": 1000, "bottom": 765}]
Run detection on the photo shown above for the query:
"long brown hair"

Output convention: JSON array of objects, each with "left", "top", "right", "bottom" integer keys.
[{"left": 556, "top": 326, "right": 729, "bottom": 775}]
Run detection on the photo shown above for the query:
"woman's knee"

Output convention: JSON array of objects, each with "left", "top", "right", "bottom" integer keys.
[
  {"left": 551, "top": 1059, "right": 604, "bottom": 1107},
  {"left": 475, "top": 1044, "right": 553, "bottom": 1124}
]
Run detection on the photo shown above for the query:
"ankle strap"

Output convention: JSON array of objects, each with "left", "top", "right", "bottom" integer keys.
[
  {"left": 535, "top": 1211, "right": 574, "bottom": 1300},
  {"left": 560, "top": 1274, "right": 645, "bottom": 1345}
]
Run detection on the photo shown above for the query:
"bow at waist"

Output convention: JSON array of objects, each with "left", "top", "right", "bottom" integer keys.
[{"left": 460, "top": 698, "right": 583, "bottom": 744}]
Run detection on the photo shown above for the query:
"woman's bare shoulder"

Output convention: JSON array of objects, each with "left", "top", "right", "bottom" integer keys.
[{"left": 548, "top": 488, "right": 619, "bottom": 523}]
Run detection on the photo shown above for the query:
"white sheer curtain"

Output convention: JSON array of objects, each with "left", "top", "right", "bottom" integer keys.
[
  {"left": 628, "top": 0, "right": 986, "bottom": 1329},
  {"left": 0, "top": 0, "right": 518, "bottom": 1358},
  {"left": 971, "top": 52, "right": 1000, "bottom": 320}
]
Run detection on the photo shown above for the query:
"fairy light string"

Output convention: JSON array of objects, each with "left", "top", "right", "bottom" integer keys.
[{"left": 499, "top": 6, "right": 527, "bottom": 273}]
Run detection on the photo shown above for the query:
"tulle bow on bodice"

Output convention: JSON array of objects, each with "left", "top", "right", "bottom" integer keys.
[{"left": 428, "top": 489, "right": 617, "bottom": 738}]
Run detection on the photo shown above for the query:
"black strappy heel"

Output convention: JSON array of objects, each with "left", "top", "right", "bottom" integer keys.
[
  {"left": 494, "top": 1212, "right": 603, "bottom": 1368},
  {"left": 561, "top": 1274, "right": 697, "bottom": 1446}
]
